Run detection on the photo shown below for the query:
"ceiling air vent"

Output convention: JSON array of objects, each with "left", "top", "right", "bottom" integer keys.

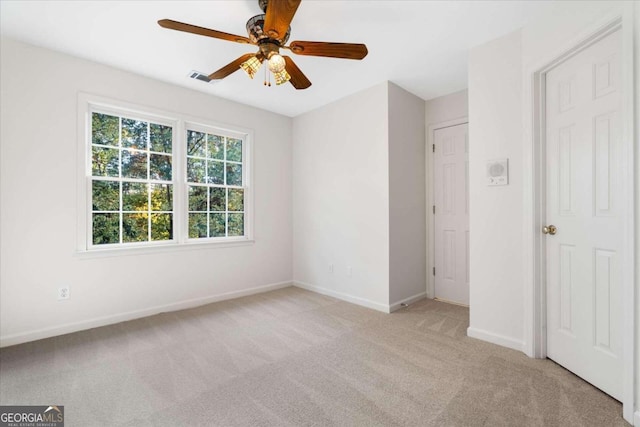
[{"left": 188, "top": 71, "right": 213, "bottom": 83}]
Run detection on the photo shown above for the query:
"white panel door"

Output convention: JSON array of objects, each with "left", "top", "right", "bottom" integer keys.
[
  {"left": 545, "top": 29, "right": 623, "bottom": 400},
  {"left": 434, "top": 123, "right": 469, "bottom": 305}
]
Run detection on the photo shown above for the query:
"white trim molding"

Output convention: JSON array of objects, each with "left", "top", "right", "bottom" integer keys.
[
  {"left": 293, "top": 281, "right": 426, "bottom": 313},
  {"left": 521, "top": 6, "right": 636, "bottom": 423},
  {"left": 425, "top": 116, "right": 469, "bottom": 299},
  {"left": 0, "top": 281, "right": 292, "bottom": 348},
  {"left": 467, "top": 327, "right": 525, "bottom": 352},
  {"left": 389, "top": 292, "right": 427, "bottom": 313},
  {"left": 293, "top": 281, "right": 390, "bottom": 313}
]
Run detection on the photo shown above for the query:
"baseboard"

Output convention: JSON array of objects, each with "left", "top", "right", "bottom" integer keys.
[
  {"left": 389, "top": 292, "right": 427, "bottom": 312},
  {"left": 467, "top": 327, "right": 525, "bottom": 352},
  {"left": 0, "top": 281, "right": 292, "bottom": 348},
  {"left": 433, "top": 297, "right": 469, "bottom": 308},
  {"left": 293, "top": 280, "right": 390, "bottom": 313},
  {"left": 634, "top": 410, "right": 640, "bottom": 426}
]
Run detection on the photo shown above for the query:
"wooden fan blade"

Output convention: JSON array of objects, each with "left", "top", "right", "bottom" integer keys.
[
  {"left": 288, "top": 41, "right": 368, "bottom": 60},
  {"left": 283, "top": 56, "right": 311, "bottom": 90},
  {"left": 263, "top": 0, "right": 301, "bottom": 40},
  {"left": 158, "top": 19, "right": 252, "bottom": 44},
  {"left": 209, "top": 53, "right": 257, "bottom": 80}
]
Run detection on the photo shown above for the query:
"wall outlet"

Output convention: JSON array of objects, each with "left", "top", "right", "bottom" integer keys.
[
  {"left": 328, "top": 263, "right": 334, "bottom": 273},
  {"left": 347, "top": 266, "right": 352, "bottom": 277},
  {"left": 58, "top": 286, "right": 70, "bottom": 300}
]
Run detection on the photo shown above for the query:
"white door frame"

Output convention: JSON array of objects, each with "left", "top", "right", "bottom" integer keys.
[
  {"left": 426, "top": 117, "right": 469, "bottom": 299},
  {"left": 522, "top": 7, "right": 636, "bottom": 423}
]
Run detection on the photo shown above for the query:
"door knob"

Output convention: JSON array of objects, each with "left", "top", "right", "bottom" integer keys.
[{"left": 542, "top": 225, "right": 557, "bottom": 235}]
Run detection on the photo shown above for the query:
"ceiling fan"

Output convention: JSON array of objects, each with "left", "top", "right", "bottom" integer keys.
[{"left": 158, "top": 0, "right": 368, "bottom": 90}]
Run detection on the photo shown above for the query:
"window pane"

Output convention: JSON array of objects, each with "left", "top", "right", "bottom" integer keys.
[
  {"left": 226, "top": 163, "right": 242, "bottom": 186},
  {"left": 187, "top": 158, "right": 205, "bottom": 183},
  {"left": 123, "top": 182, "right": 148, "bottom": 211},
  {"left": 121, "top": 118, "right": 148, "bottom": 149},
  {"left": 123, "top": 213, "right": 148, "bottom": 242},
  {"left": 93, "top": 213, "right": 119, "bottom": 245},
  {"left": 189, "top": 213, "right": 207, "bottom": 238},
  {"left": 151, "top": 184, "right": 172, "bottom": 211},
  {"left": 210, "top": 213, "right": 226, "bottom": 237},
  {"left": 227, "top": 188, "right": 244, "bottom": 212},
  {"left": 92, "top": 146, "right": 119, "bottom": 177},
  {"left": 207, "top": 134, "right": 224, "bottom": 160},
  {"left": 188, "top": 186, "right": 207, "bottom": 211},
  {"left": 92, "top": 113, "right": 119, "bottom": 147},
  {"left": 150, "top": 153, "right": 172, "bottom": 181},
  {"left": 122, "top": 150, "right": 148, "bottom": 179},
  {"left": 89, "top": 116, "right": 247, "bottom": 247},
  {"left": 151, "top": 213, "right": 173, "bottom": 241},
  {"left": 150, "top": 123, "right": 172, "bottom": 153},
  {"left": 207, "top": 161, "right": 224, "bottom": 185},
  {"left": 226, "top": 138, "right": 242, "bottom": 162},
  {"left": 228, "top": 213, "right": 244, "bottom": 237},
  {"left": 210, "top": 187, "right": 225, "bottom": 211},
  {"left": 92, "top": 180, "right": 119, "bottom": 211},
  {"left": 187, "top": 130, "right": 206, "bottom": 157}
]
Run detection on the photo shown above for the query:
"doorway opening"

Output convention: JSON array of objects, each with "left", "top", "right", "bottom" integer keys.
[{"left": 524, "top": 13, "right": 635, "bottom": 423}]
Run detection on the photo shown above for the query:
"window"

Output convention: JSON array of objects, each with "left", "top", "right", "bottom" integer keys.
[
  {"left": 91, "top": 112, "right": 174, "bottom": 245},
  {"left": 186, "top": 128, "right": 246, "bottom": 239},
  {"left": 79, "top": 95, "right": 252, "bottom": 253}
]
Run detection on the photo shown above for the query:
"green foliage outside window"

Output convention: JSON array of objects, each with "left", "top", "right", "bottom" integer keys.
[
  {"left": 187, "top": 130, "right": 245, "bottom": 239},
  {"left": 91, "top": 112, "right": 173, "bottom": 245},
  {"left": 89, "top": 111, "right": 246, "bottom": 247}
]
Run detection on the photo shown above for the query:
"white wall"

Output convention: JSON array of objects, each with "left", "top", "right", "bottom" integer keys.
[
  {"left": 467, "top": 0, "right": 637, "bottom": 351},
  {"left": 425, "top": 89, "right": 468, "bottom": 126},
  {"left": 0, "top": 38, "right": 293, "bottom": 346},
  {"left": 520, "top": 1, "right": 631, "bottom": 67},
  {"left": 388, "top": 83, "right": 426, "bottom": 306},
  {"left": 467, "top": 30, "right": 524, "bottom": 349},
  {"left": 519, "top": 2, "right": 639, "bottom": 421},
  {"left": 292, "top": 82, "right": 390, "bottom": 311},
  {"left": 468, "top": 1, "right": 638, "bottom": 422}
]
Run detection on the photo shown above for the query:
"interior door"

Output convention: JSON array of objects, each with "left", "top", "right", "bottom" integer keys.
[
  {"left": 434, "top": 123, "right": 469, "bottom": 305},
  {"left": 545, "top": 29, "right": 623, "bottom": 400}
]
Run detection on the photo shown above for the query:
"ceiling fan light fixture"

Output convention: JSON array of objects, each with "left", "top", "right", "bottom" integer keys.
[
  {"left": 240, "top": 56, "right": 262, "bottom": 79},
  {"left": 273, "top": 69, "right": 291, "bottom": 85},
  {"left": 158, "top": 0, "right": 366, "bottom": 91},
  {"left": 267, "top": 54, "right": 286, "bottom": 73}
]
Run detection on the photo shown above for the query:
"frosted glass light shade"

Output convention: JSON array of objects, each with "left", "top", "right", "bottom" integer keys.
[{"left": 267, "top": 54, "right": 286, "bottom": 73}]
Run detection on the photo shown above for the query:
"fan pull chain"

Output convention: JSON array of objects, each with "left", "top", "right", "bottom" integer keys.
[{"left": 263, "top": 62, "right": 271, "bottom": 87}]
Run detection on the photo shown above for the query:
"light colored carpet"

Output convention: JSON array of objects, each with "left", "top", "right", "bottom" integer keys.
[{"left": 0, "top": 287, "right": 626, "bottom": 426}]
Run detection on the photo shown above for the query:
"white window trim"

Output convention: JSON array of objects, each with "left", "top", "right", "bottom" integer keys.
[{"left": 76, "top": 92, "right": 254, "bottom": 258}]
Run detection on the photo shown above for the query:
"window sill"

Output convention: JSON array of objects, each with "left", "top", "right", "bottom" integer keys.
[{"left": 75, "top": 238, "right": 255, "bottom": 259}]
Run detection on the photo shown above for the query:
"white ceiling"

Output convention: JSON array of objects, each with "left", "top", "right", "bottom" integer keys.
[{"left": 0, "top": 1, "right": 556, "bottom": 117}]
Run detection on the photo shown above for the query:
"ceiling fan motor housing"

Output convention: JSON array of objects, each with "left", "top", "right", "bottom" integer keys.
[{"left": 246, "top": 14, "right": 290, "bottom": 45}]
